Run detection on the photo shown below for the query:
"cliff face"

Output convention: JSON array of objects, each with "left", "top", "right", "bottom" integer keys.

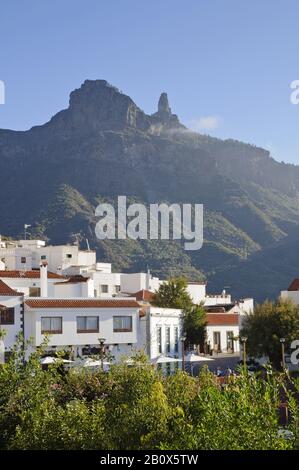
[{"left": 1, "top": 79, "right": 299, "bottom": 299}]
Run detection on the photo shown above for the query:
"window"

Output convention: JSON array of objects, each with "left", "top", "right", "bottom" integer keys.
[
  {"left": 113, "top": 316, "right": 132, "bottom": 332},
  {"left": 77, "top": 316, "right": 99, "bottom": 333},
  {"left": 227, "top": 331, "right": 234, "bottom": 352},
  {"left": 174, "top": 326, "right": 179, "bottom": 353},
  {"left": 66, "top": 253, "right": 72, "bottom": 259},
  {"left": 165, "top": 326, "right": 171, "bottom": 354},
  {"left": 0, "top": 307, "right": 14, "bottom": 325},
  {"left": 115, "top": 285, "right": 121, "bottom": 293},
  {"left": 157, "top": 326, "right": 162, "bottom": 354},
  {"left": 29, "top": 287, "right": 41, "bottom": 297},
  {"left": 101, "top": 285, "right": 109, "bottom": 293},
  {"left": 41, "top": 317, "right": 62, "bottom": 334},
  {"left": 21, "top": 257, "right": 26, "bottom": 264},
  {"left": 213, "top": 331, "right": 221, "bottom": 352},
  {"left": 41, "top": 255, "right": 47, "bottom": 260}
]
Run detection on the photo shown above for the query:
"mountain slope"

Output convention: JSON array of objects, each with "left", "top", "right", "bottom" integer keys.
[{"left": 0, "top": 79, "right": 299, "bottom": 298}]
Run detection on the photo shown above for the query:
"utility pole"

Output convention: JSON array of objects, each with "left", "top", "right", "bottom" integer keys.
[
  {"left": 24, "top": 224, "right": 31, "bottom": 240},
  {"left": 241, "top": 336, "right": 248, "bottom": 369},
  {"left": 180, "top": 335, "right": 186, "bottom": 372}
]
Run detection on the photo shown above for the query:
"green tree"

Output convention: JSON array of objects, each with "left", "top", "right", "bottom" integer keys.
[
  {"left": 184, "top": 304, "right": 207, "bottom": 352},
  {"left": 241, "top": 299, "right": 299, "bottom": 369},
  {"left": 0, "top": 341, "right": 298, "bottom": 450},
  {"left": 152, "top": 277, "right": 193, "bottom": 310}
]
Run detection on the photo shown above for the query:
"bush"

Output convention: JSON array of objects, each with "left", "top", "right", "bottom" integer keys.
[{"left": 0, "top": 346, "right": 298, "bottom": 450}]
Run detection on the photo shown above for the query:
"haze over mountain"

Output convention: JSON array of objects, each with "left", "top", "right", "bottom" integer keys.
[{"left": 1, "top": 79, "right": 299, "bottom": 301}]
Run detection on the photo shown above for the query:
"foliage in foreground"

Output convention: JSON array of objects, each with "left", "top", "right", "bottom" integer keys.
[
  {"left": 241, "top": 299, "right": 299, "bottom": 369},
  {"left": 0, "top": 346, "right": 298, "bottom": 450}
]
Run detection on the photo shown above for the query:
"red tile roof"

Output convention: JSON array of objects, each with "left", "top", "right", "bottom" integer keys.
[
  {"left": 133, "top": 290, "right": 154, "bottom": 302},
  {"left": 287, "top": 279, "right": 299, "bottom": 291},
  {"left": 54, "top": 275, "right": 90, "bottom": 285},
  {"left": 206, "top": 313, "right": 239, "bottom": 326},
  {"left": 25, "top": 299, "right": 140, "bottom": 309},
  {"left": 0, "top": 270, "right": 64, "bottom": 279},
  {"left": 0, "top": 279, "right": 21, "bottom": 297}
]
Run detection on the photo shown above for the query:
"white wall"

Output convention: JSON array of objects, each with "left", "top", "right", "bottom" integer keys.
[
  {"left": 206, "top": 325, "right": 240, "bottom": 353},
  {"left": 186, "top": 283, "right": 206, "bottom": 304},
  {"left": 95, "top": 263, "right": 112, "bottom": 273},
  {"left": 77, "top": 250, "right": 96, "bottom": 268},
  {"left": 238, "top": 298, "right": 254, "bottom": 315},
  {"left": 90, "top": 271, "right": 122, "bottom": 297},
  {"left": 121, "top": 273, "right": 162, "bottom": 294},
  {"left": 0, "top": 276, "right": 58, "bottom": 297},
  {"left": 24, "top": 305, "right": 139, "bottom": 356},
  {"left": 34, "top": 245, "right": 96, "bottom": 274},
  {"left": 53, "top": 279, "right": 94, "bottom": 298},
  {"left": 204, "top": 293, "right": 232, "bottom": 306},
  {"left": 0, "top": 247, "right": 33, "bottom": 270},
  {"left": 0, "top": 296, "right": 23, "bottom": 351},
  {"left": 138, "top": 306, "right": 183, "bottom": 360},
  {"left": 281, "top": 290, "right": 299, "bottom": 304}
]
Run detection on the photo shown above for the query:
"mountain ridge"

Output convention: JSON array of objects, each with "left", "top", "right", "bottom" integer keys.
[{"left": 0, "top": 79, "right": 298, "bottom": 300}]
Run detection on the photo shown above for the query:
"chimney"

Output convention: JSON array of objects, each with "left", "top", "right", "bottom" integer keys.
[
  {"left": 40, "top": 261, "right": 48, "bottom": 298},
  {"left": 146, "top": 269, "right": 151, "bottom": 291}
]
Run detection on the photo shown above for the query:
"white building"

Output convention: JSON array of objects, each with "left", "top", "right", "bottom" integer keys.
[
  {"left": 53, "top": 276, "right": 95, "bottom": 298},
  {"left": 0, "top": 237, "right": 255, "bottom": 364},
  {"left": 0, "top": 269, "right": 65, "bottom": 297},
  {"left": 24, "top": 298, "right": 140, "bottom": 361},
  {"left": 121, "top": 271, "right": 162, "bottom": 294},
  {"left": 205, "top": 299, "right": 253, "bottom": 354},
  {"left": 0, "top": 280, "right": 24, "bottom": 362},
  {"left": 138, "top": 305, "right": 183, "bottom": 362},
  {"left": 0, "top": 239, "right": 96, "bottom": 275},
  {"left": 281, "top": 278, "right": 299, "bottom": 304}
]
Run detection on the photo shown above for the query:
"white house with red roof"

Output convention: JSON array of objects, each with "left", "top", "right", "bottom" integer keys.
[
  {"left": 0, "top": 269, "right": 65, "bottom": 297},
  {"left": 24, "top": 298, "right": 140, "bottom": 361},
  {"left": 281, "top": 278, "right": 299, "bottom": 304},
  {"left": 0, "top": 238, "right": 255, "bottom": 364},
  {"left": 205, "top": 305, "right": 240, "bottom": 354}
]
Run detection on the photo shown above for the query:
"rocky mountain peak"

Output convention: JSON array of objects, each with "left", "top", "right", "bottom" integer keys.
[
  {"left": 158, "top": 92, "right": 171, "bottom": 115},
  {"left": 150, "top": 92, "right": 185, "bottom": 131},
  {"left": 47, "top": 79, "right": 150, "bottom": 133}
]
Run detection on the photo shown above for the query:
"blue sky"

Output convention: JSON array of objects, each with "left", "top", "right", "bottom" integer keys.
[{"left": 0, "top": 0, "right": 299, "bottom": 163}]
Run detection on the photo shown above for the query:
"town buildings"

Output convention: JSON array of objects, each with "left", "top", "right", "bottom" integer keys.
[{"left": 0, "top": 237, "right": 254, "bottom": 365}]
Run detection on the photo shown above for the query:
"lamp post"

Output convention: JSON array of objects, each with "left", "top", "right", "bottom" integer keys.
[
  {"left": 280, "top": 338, "right": 286, "bottom": 371},
  {"left": 99, "top": 338, "right": 106, "bottom": 371},
  {"left": 180, "top": 335, "right": 186, "bottom": 372},
  {"left": 241, "top": 336, "right": 248, "bottom": 369},
  {"left": 0, "top": 307, "right": 6, "bottom": 365}
]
